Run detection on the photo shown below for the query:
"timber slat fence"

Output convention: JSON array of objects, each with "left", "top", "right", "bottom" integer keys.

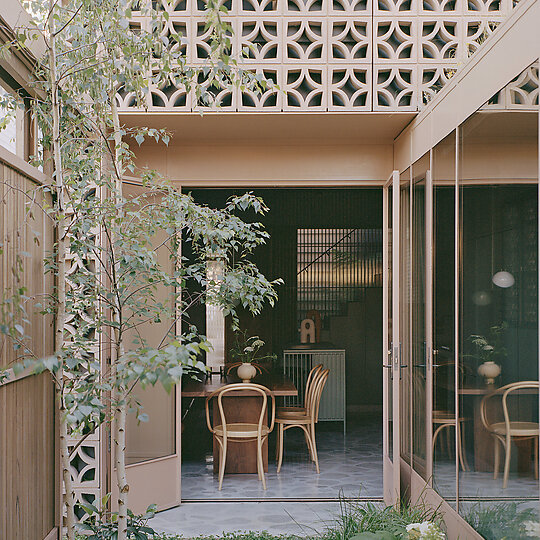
[{"left": 0, "top": 148, "right": 58, "bottom": 540}]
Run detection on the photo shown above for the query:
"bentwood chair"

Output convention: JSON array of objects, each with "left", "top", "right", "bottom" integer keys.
[
  {"left": 480, "top": 381, "right": 539, "bottom": 488},
  {"left": 205, "top": 383, "right": 276, "bottom": 490},
  {"left": 276, "top": 363, "right": 323, "bottom": 418},
  {"left": 432, "top": 411, "right": 469, "bottom": 471},
  {"left": 276, "top": 367, "right": 330, "bottom": 474},
  {"left": 275, "top": 364, "right": 322, "bottom": 460},
  {"left": 432, "top": 361, "right": 470, "bottom": 471}
]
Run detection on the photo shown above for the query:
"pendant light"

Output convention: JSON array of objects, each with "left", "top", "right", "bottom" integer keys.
[{"left": 492, "top": 271, "right": 515, "bottom": 288}]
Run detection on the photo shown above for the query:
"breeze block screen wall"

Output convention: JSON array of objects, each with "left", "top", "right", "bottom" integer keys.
[{"left": 119, "top": 0, "right": 519, "bottom": 112}]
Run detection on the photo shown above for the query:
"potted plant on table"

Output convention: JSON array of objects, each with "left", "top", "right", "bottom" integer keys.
[
  {"left": 469, "top": 323, "right": 507, "bottom": 385},
  {"left": 228, "top": 331, "right": 277, "bottom": 383}
]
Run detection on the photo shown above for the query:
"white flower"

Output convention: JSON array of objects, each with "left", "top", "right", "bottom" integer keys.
[
  {"left": 407, "top": 521, "right": 446, "bottom": 540},
  {"left": 524, "top": 521, "right": 540, "bottom": 537}
]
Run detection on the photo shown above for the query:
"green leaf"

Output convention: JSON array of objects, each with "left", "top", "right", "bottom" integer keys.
[
  {"left": 12, "top": 363, "right": 24, "bottom": 376},
  {"left": 350, "top": 533, "right": 398, "bottom": 540}
]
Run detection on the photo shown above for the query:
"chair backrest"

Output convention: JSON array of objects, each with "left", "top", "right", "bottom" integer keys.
[
  {"left": 305, "top": 368, "right": 330, "bottom": 423},
  {"left": 205, "top": 383, "right": 276, "bottom": 439},
  {"left": 480, "top": 381, "right": 539, "bottom": 434},
  {"left": 304, "top": 364, "right": 323, "bottom": 405}
]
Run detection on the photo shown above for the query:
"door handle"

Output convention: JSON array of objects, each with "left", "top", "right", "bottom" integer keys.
[{"left": 383, "top": 347, "right": 392, "bottom": 369}]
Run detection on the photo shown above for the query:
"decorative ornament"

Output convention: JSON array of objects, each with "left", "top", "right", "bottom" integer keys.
[{"left": 300, "top": 318, "right": 316, "bottom": 344}]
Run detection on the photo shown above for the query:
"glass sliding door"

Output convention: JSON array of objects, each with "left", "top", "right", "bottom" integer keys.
[
  {"left": 399, "top": 169, "right": 412, "bottom": 470},
  {"left": 411, "top": 154, "right": 432, "bottom": 479},
  {"left": 457, "top": 91, "right": 539, "bottom": 533},
  {"left": 401, "top": 59, "right": 539, "bottom": 539},
  {"left": 432, "top": 131, "right": 458, "bottom": 504},
  {"left": 383, "top": 171, "right": 405, "bottom": 505}
]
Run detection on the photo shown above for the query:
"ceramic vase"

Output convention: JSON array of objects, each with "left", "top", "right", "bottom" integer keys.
[
  {"left": 478, "top": 360, "right": 501, "bottom": 385},
  {"left": 237, "top": 362, "right": 257, "bottom": 383}
]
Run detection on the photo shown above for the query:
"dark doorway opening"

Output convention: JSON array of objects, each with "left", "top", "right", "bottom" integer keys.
[{"left": 181, "top": 188, "right": 384, "bottom": 501}]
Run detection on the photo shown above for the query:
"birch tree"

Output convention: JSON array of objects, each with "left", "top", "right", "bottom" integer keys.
[{"left": 1, "top": 1, "right": 277, "bottom": 539}]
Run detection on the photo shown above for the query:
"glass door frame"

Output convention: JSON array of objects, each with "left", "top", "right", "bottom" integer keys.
[
  {"left": 383, "top": 170, "right": 402, "bottom": 505},
  {"left": 417, "top": 168, "right": 434, "bottom": 484},
  {"left": 384, "top": 167, "right": 435, "bottom": 503},
  {"left": 425, "top": 168, "right": 434, "bottom": 485}
]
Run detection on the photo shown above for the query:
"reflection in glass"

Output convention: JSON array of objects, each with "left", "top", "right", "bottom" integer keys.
[
  {"left": 385, "top": 187, "right": 394, "bottom": 462},
  {"left": 400, "top": 168, "right": 412, "bottom": 466},
  {"left": 432, "top": 131, "right": 458, "bottom": 503},
  {"left": 412, "top": 154, "right": 428, "bottom": 477},
  {"left": 458, "top": 183, "right": 538, "bottom": 495},
  {"left": 456, "top": 61, "right": 539, "bottom": 536}
]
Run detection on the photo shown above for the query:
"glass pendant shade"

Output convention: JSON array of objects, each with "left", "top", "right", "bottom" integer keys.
[{"left": 492, "top": 271, "right": 515, "bottom": 288}]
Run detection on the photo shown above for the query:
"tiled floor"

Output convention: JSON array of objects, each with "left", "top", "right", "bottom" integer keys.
[
  {"left": 181, "top": 417, "right": 383, "bottom": 501},
  {"left": 433, "top": 461, "right": 540, "bottom": 500},
  {"left": 150, "top": 501, "right": 344, "bottom": 537}
]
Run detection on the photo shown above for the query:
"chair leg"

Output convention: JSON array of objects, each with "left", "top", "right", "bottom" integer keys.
[
  {"left": 310, "top": 422, "right": 320, "bottom": 474},
  {"left": 277, "top": 424, "right": 284, "bottom": 473},
  {"left": 457, "top": 421, "right": 469, "bottom": 472},
  {"left": 256, "top": 439, "right": 263, "bottom": 482},
  {"left": 503, "top": 436, "right": 511, "bottom": 489},
  {"left": 494, "top": 437, "right": 500, "bottom": 479},
  {"left": 275, "top": 424, "right": 280, "bottom": 461},
  {"left": 304, "top": 428, "right": 314, "bottom": 461},
  {"left": 218, "top": 438, "right": 227, "bottom": 491},
  {"left": 300, "top": 425, "right": 315, "bottom": 461},
  {"left": 257, "top": 437, "right": 266, "bottom": 490}
]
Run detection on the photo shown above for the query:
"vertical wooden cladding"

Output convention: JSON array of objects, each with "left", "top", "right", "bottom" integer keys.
[
  {"left": 0, "top": 372, "right": 56, "bottom": 539},
  {"left": 0, "top": 157, "right": 57, "bottom": 540}
]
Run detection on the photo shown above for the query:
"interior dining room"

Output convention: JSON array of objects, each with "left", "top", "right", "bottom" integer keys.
[{"left": 178, "top": 187, "right": 385, "bottom": 501}]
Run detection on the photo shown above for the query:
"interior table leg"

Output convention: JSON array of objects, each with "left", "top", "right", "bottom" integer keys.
[
  {"left": 212, "top": 395, "right": 268, "bottom": 474},
  {"left": 514, "top": 437, "right": 534, "bottom": 477}
]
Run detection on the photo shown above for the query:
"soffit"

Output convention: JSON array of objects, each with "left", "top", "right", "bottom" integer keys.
[
  {"left": 462, "top": 110, "right": 538, "bottom": 143},
  {"left": 120, "top": 112, "right": 416, "bottom": 145}
]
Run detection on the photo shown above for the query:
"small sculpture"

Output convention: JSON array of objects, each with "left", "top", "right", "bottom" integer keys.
[
  {"left": 305, "top": 309, "right": 322, "bottom": 342},
  {"left": 300, "top": 319, "right": 316, "bottom": 344}
]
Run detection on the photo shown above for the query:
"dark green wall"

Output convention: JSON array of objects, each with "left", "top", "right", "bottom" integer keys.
[{"left": 185, "top": 188, "right": 383, "bottom": 411}]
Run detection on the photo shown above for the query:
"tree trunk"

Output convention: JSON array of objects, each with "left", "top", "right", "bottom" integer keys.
[
  {"left": 48, "top": 1, "right": 75, "bottom": 537},
  {"left": 111, "top": 91, "right": 129, "bottom": 540},
  {"left": 59, "top": 406, "right": 75, "bottom": 540},
  {"left": 114, "top": 380, "right": 129, "bottom": 539}
]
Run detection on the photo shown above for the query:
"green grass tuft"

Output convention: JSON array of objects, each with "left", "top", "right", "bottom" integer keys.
[
  {"left": 318, "top": 499, "right": 444, "bottom": 540},
  {"left": 463, "top": 502, "right": 538, "bottom": 540},
  {"left": 75, "top": 499, "right": 446, "bottom": 540}
]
